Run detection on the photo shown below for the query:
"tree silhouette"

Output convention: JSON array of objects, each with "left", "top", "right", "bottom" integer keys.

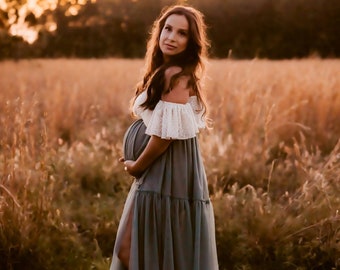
[{"left": 0, "top": 0, "right": 339, "bottom": 59}]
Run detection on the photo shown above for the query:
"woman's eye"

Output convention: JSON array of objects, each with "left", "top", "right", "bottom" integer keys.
[
  {"left": 179, "top": 31, "right": 187, "bottom": 36},
  {"left": 164, "top": 26, "right": 171, "bottom": 31}
]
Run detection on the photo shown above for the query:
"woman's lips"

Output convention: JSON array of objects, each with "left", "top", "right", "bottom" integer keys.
[{"left": 164, "top": 44, "right": 176, "bottom": 50}]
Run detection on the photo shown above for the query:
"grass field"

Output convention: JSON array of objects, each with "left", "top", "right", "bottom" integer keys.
[{"left": 0, "top": 58, "right": 339, "bottom": 269}]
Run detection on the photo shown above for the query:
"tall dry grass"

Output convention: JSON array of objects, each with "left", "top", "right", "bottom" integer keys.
[{"left": 0, "top": 58, "right": 339, "bottom": 269}]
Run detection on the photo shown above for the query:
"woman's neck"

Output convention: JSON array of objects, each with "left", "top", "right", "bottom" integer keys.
[{"left": 163, "top": 56, "right": 170, "bottom": 63}]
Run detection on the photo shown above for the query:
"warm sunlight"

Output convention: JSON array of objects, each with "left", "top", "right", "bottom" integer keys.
[
  {"left": 0, "top": 0, "right": 7, "bottom": 10},
  {"left": 27, "top": 0, "right": 44, "bottom": 17},
  {"left": 65, "top": 5, "right": 80, "bottom": 16},
  {"left": 9, "top": 22, "right": 38, "bottom": 44},
  {"left": 5, "top": 0, "right": 58, "bottom": 43},
  {"left": 3, "top": 0, "right": 88, "bottom": 44}
]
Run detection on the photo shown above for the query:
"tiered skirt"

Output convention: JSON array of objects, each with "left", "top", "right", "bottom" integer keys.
[{"left": 110, "top": 119, "right": 219, "bottom": 270}]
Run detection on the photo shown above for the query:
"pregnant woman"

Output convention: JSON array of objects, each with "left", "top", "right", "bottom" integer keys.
[{"left": 110, "top": 4, "right": 219, "bottom": 270}]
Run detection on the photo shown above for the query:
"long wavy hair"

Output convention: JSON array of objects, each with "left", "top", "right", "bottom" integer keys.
[{"left": 134, "top": 5, "right": 210, "bottom": 113}]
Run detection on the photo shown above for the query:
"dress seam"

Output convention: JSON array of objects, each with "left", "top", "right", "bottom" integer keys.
[{"left": 136, "top": 189, "right": 211, "bottom": 204}]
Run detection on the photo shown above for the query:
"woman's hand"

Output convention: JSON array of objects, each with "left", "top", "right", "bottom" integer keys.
[
  {"left": 119, "top": 135, "right": 171, "bottom": 178},
  {"left": 119, "top": 157, "right": 143, "bottom": 178}
]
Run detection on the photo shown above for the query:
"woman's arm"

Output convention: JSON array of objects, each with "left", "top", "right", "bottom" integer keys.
[{"left": 122, "top": 135, "right": 172, "bottom": 177}]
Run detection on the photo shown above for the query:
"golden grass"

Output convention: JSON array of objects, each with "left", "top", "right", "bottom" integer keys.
[{"left": 0, "top": 58, "right": 339, "bottom": 269}]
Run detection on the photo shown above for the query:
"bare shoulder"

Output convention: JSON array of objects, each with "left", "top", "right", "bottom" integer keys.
[
  {"left": 162, "top": 66, "right": 191, "bottom": 104},
  {"left": 164, "top": 66, "right": 191, "bottom": 89},
  {"left": 164, "top": 66, "right": 182, "bottom": 79}
]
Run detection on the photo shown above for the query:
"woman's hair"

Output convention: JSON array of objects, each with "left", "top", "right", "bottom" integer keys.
[{"left": 135, "top": 5, "right": 210, "bottom": 113}]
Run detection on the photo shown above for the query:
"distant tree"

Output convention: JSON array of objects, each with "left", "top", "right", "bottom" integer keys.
[{"left": 0, "top": 0, "right": 339, "bottom": 59}]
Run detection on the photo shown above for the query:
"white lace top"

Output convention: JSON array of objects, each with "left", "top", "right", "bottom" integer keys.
[{"left": 133, "top": 91, "right": 206, "bottom": 140}]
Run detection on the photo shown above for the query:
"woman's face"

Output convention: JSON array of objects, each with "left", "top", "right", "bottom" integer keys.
[{"left": 159, "top": 14, "right": 189, "bottom": 61}]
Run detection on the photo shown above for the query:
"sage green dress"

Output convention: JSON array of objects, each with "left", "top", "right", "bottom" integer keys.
[{"left": 110, "top": 92, "right": 219, "bottom": 270}]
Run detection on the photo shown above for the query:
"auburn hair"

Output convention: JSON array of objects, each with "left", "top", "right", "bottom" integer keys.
[{"left": 135, "top": 5, "right": 210, "bottom": 113}]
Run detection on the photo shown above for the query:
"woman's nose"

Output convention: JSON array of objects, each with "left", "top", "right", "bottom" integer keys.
[{"left": 168, "top": 31, "right": 176, "bottom": 41}]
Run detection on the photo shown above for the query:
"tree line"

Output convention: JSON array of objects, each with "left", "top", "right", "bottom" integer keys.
[{"left": 0, "top": 0, "right": 339, "bottom": 60}]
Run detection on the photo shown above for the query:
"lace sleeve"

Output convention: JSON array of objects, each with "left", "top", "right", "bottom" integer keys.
[
  {"left": 145, "top": 101, "right": 201, "bottom": 140},
  {"left": 188, "top": 96, "right": 206, "bottom": 129},
  {"left": 133, "top": 91, "right": 206, "bottom": 139},
  {"left": 133, "top": 91, "right": 153, "bottom": 126}
]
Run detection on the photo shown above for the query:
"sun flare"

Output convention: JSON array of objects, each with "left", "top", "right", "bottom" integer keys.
[
  {"left": 4, "top": 0, "right": 90, "bottom": 44},
  {"left": 9, "top": 22, "right": 38, "bottom": 44}
]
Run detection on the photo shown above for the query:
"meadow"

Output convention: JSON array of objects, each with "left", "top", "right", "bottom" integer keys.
[{"left": 0, "top": 58, "right": 339, "bottom": 270}]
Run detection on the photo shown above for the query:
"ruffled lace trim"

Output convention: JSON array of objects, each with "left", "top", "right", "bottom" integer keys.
[
  {"left": 133, "top": 92, "right": 206, "bottom": 140},
  {"left": 145, "top": 101, "right": 198, "bottom": 139},
  {"left": 188, "top": 96, "right": 206, "bottom": 129}
]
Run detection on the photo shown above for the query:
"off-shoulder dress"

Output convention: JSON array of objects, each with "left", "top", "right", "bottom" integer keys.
[{"left": 110, "top": 91, "right": 219, "bottom": 270}]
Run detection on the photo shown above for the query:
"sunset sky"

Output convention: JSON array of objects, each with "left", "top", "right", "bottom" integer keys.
[{"left": 1, "top": 0, "right": 94, "bottom": 43}]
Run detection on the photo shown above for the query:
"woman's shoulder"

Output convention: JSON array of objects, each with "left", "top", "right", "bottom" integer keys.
[
  {"left": 163, "top": 82, "right": 190, "bottom": 105},
  {"left": 163, "top": 66, "right": 193, "bottom": 104},
  {"left": 164, "top": 65, "right": 182, "bottom": 77}
]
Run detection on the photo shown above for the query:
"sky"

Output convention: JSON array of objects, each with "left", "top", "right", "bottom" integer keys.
[{"left": 1, "top": 0, "right": 93, "bottom": 43}]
